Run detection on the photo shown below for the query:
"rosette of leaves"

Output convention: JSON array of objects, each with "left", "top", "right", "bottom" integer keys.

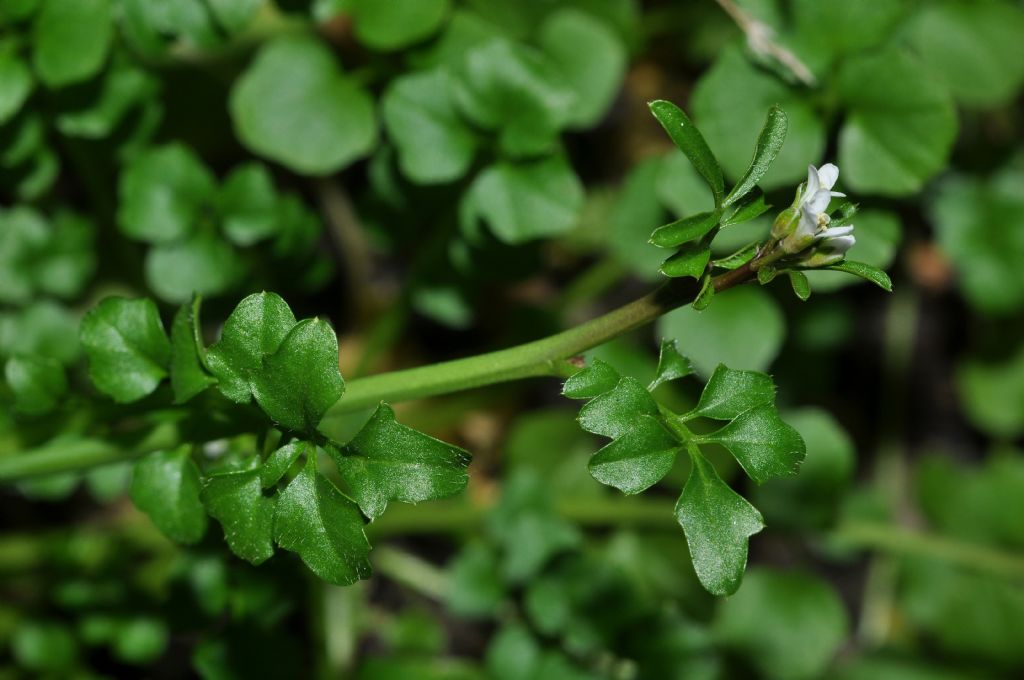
[
  {"left": 563, "top": 340, "right": 805, "bottom": 595},
  {"left": 78, "top": 292, "right": 471, "bottom": 585},
  {"left": 116, "top": 146, "right": 330, "bottom": 303}
]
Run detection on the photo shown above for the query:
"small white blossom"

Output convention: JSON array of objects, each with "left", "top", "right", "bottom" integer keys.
[{"left": 780, "top": 163, "right": 855, "bottom": 259}]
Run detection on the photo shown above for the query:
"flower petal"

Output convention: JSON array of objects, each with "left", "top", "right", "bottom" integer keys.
[
  {"left": 802, "top": 165, "right": 820, "bottom": 204},
  {"left": 805, "top": 189, "right": 832, "bottom": 215},
  {"left": 817, "top": 163, "right": 839, "bottom": 190}
]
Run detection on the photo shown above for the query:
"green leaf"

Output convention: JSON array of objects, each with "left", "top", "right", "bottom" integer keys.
[
  {"left": 466, "top": 156, "right": 583, "bottom": 244},
  {"left": 452, "top": 38, "right": 573, "bottom": 156},
  {"left": 32, "top": 0, "right": 113, "bottom": 88},
  {"left": 649, "top": 338, "right": 693, "bottom": 391},
  {"left": 687, "top": 364, "right": 775, "bottom": 421},
  {"left": 219, "top": 163, "right": 279, "bottom": 245},
  {"left": 691, "top": 47, "right": 825, "bottom": 189},
  {"left": 824, "top": 260, "right": 892, "bottom": 292},
  {"left": 11, "top": 621, "right": 79, "bottom": 673},
  {"left": 130, "top": 446, "right": 207, "bottom": 544},
  {"left": 0, "top": 205, "right": 47, "bottom": 304},
  {"left": 700, "top": 405, "right": 805, "bottom": 483},
  {"left": 206, "top": 291, "right": 297, "bottom": 404},
  {"left": 693, "top": 274, "right": 715, "bottom": 310},
  {"left": 348, "top": 0, "right": 448, "bottom": 51},
  {"left": 30, "top": 211, "right": 96, "bottom": 300},
  {"left": 251, "top": 318, "right": 345, "bottom": 433},
  {"left": 577, "top": 376, "right": 659, "bottom": 439},
  {"left": 562, "top": 358, "right": 620, "bottom": 399},
  {"left": 715, "top": 568, "right": 849, "bottom": 680},
  {"left": 273, "top": 454, "right": 371, "bottom": 586},
  {"left": 931, "top": 162, "right": 1024, "bottom": 314},
  {"left": 0, "top": 301, "right": 80, "bottom": 364},
  {"left": 5, "top": 355, "right": 66, "bottom": 414},
  {"left": 956, "top": 346, "right": 1024, "bottom": 440},
  {"left": 145, "top": 233, "right": 242, "bottom": 304},
  {"left": 261, "top": 441, "right": 307, "bottom": 489},
  {"left": 715, "top": 245, "right": 757, "bottom": 273},
  {"left": 206, "top": 0, "right": 260, "bottom": 34},
  {"left": 659, "top": 241, "right": 711, "bottom": 280},
  {"left": 648, "top": 100, "right": 724, "bottom": 206},
  {"left": 649, "top": 211, "right": 719, "bottom": 249},
  {"left": 55, "top": 63, "right": 157, "bottom": 138},
  {"left": 658, "top": 285, "right": 785, "bottom": 376},
  {"left": 721, "top": 188, "right": 771, "bottom": 227},
  {"left": 111, "top": 617, "right": 168, "bottom": 665},
  {"left": 538, "top": 9, "right": 626, "bottom": 129},
  {"left": 169, "top": 298, "right": 215, "bottom": 404},
  {"left": 675, "top": 450, "right": 763, "bottom": 596},
  {"left": 789, "top": 271, "right": 811, "bottom": 301},
  {"left": 588, "top": 415, "right": 679, "bottom": 494},
  {"left": 202, "top": 468, "right": 276, "bottom": 565},
  {"left": 0, "top": 51, "right": 32, "bottom": 124},
  {"left": 117, "top": 143, "right": 216, "bottom": 244},
  {"left": 80, "top": 297, "right": 171, "bottom": 403},
  {"left": 446, "top": 542, "right": 504, "bottom": 617},
  {"left": 838, "top": 48, "right": 957, "bottom": 196},
  {"left": 230, "top": 36, "right": 377, "bottom": 175},
  {"left": 332, "top": 402, "right": 471, "bottom": 520},
  {"left": 904, "top": 0, "right": 1024, "bottom": 108},
  {"left": 724, "top": 106, "right": 788, "bottom": 206},
  {"left": 381, "top": 68, "right": 478, "bottom": 184}
]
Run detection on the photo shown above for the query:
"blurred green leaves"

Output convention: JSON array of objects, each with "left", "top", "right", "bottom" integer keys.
[{"left": 231, "top": 36, "right": 376, "bottom": 175}]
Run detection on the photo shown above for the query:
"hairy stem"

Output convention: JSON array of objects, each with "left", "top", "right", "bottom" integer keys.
[{"left": 0, "top": 270, "right": 753, "bottom": 482}]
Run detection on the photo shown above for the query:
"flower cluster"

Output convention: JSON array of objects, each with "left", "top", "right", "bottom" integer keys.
[{"left": 771, "top": 163, "right": 856, "bottom": 266}]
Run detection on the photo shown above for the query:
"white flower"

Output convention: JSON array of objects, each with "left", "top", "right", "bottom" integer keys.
[{"left": 781, "top": 163, "right": 855, "bottom": 257}]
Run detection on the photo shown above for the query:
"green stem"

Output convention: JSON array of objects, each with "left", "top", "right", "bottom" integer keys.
[
  {"left": 0, "top": 270, "right": 752, "bottom": 482},
  {"left": 332, "top": 278, "right": 702, "bottom": 412}
]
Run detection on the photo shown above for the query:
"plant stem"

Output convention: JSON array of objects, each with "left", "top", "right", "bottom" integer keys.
[
  {"left": 330, "top": 277, "right": 708, "bottom": 413},
  {"left": 0, "top": 271, "right": 752, "bottom": 482}
]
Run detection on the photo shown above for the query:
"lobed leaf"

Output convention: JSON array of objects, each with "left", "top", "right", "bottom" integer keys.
[
  {"left": 205, "top": 291, "right": 296, "bottom": 404},
  {"left": 577, "top": 376, "right": 659, "bottom": 439},
  {"left": 273, "top": 455, "right": 371, "bottom": 586},
  {"left": 562, "top": 358, "right": 620, "bottom": 400},
  {"left": 130, "top": 446, "right": 207, "bottom": 544},
  {"left": 202, "top": 468, "right": 276, "bottom": 565},
  {"left": 332, "top": 403, "right": 471, "bottom": 520},
  {"left": 588, "top": 415, "right": 680, "bottom": 495},
  {"left": 251, "top": 318, "right": 345, "bottom": 434},
  {"left": 687, "top": 364, "right": 775, "bottom": 421},
  {"left": 80, "top": 297, "right": 171, "bottom": 403},
  {"left": 261, "top": 441, "right": 308, "bottom": 489},
  {"left": 675, "top": 450, "right": 764, "bottom": 596},
  {"left": 700, "top": 405, "right": 805, "bottom": 484},
  {"left": 649, "top": 338, "right": 693, "bottom": 391}
]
